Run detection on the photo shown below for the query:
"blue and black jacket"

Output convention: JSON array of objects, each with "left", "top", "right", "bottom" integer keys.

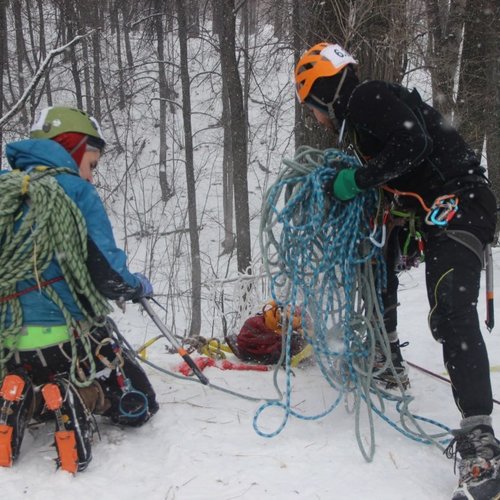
[{"left": 3, "top": 138, "right": 143, "bottom": 326}]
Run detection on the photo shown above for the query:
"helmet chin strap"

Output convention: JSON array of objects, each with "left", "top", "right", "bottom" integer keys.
[
  {"left": 308, "top": 68, "right": 349, "bottom": 130},
  {"left": 69, "top": 135, "right": 88, "bottom": 156}
]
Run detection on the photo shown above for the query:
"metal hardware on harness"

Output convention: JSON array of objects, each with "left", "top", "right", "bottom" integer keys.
[{"left": 424, "top": 195, "right": 459, "bottom": 226}]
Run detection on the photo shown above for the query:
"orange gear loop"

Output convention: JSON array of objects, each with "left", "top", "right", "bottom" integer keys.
[
  {"left": 382, "top": 185, "right": 432, "bottom": 213},
  {"left": 382, "top": 186, "right": 459, "bottom": 227}
]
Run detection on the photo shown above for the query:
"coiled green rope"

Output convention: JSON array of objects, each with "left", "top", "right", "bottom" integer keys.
[
  {"left": 0, "top": 167, "right": 112, "bottom": 387},
  {"left": 257, "top": 146, "right": 449, "bottom": 460}
]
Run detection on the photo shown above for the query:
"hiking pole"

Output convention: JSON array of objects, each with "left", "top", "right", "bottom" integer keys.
[
  {"left": 485, "top": 244, "right": 494, "bottom": 332},
  {"left": 139, "top": 298, "right": 209, "bottom": 385}
]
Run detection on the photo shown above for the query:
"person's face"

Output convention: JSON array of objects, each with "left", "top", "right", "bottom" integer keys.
[
  {"left": 311, "top": 106, "right": 335, "bottom": 129},
  {"left": 79, "top": 149, "right": 101, "bottom": 183}
]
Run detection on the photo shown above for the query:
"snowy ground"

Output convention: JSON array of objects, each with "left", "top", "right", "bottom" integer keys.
[{"left": 2, "top": 251, "right": 500, "bottom": 500}]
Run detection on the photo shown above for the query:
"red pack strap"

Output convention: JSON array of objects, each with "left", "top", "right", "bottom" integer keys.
[{"left": 0, "top": 276, "right": 65, "bottom": 304}]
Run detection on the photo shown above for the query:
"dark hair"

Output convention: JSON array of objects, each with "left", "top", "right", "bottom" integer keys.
[{"left": 86, "top": 134, "right": 106, "bottom": 152}]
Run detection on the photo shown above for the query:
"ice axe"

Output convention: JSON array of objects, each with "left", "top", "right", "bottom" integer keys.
[
  {"left": 139, "top": 298, "right": 209, "bottom": 385},
  {"left": 485, "top": 244, "right": 494, "bottom": 332}
]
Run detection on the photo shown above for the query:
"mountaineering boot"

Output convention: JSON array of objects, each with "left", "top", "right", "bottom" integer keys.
[
  {"left": 0, "top": 372, "right": 34, "bottom": 466},
  {"left": 373, "top": 339, "right": 410, "bottom": 390},
  {"left": 77, "top": 380, "right": 111, "bottom": 415},
  {"left": 447, "top": 416, "right": 500, "bottom": 500},
  {"left": 42, "top": 378, "right": 96, "bottom": 473}
]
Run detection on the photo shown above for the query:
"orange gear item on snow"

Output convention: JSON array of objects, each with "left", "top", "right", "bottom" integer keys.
[
  {"left": 295, "top": 42, "right": 357, "bottom": 103},
  {"left": 263, "top": 300, "right": 303, "bottom": 333}
]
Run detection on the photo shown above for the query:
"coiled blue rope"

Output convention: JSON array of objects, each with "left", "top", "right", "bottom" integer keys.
[{"left": 257, "top": 146, "right": 449, "bottom": 461}]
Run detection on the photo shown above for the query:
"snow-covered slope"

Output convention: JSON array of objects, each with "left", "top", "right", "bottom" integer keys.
[{"left": 2, "top": 250, "right": 500, "bottom": 500}]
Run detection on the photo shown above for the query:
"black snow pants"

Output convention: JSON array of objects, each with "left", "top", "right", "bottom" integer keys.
[{"left": 383, "top": 184, "right": 497, "bottom": 418}]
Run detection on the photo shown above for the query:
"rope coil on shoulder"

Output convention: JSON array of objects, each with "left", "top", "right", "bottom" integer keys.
[
  {"left": 258, "top": 146, "right": 449, "bottom": 461},
  {"left": 0, "top": 167, "right": 112, "bottom": 387}
]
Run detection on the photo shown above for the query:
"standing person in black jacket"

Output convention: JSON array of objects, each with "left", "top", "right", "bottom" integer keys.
[{"left": 295, "top": 42, "right": 499, "bottom": 500}]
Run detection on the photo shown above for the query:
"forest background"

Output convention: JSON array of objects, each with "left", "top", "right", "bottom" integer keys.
[{"left": 0, "top": 0, "right": 498, "bottom": 340}]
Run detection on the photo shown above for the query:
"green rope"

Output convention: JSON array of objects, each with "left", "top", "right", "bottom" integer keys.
[{"left": 0, "top": 167, "right": 112, "bottom": 387}]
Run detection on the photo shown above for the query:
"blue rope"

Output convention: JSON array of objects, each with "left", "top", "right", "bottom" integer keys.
[{"left": 258, "top": 147, "right": 450, "bottom": 460}]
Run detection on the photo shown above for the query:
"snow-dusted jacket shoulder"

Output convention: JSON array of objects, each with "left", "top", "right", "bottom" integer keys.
[
  {"left": 4, "top": 139, "right": 142, "bottom": 325},
  {"left": 346, "top": 80, "right": 482, "bottom": 202}
]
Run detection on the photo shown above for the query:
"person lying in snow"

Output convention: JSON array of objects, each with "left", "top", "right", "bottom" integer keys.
[
  {"left": 295, "top": 42, "right": 498, "bottom": 500},
  {"left": 0, "top": 106, "right": 158, "bottom": 473}
]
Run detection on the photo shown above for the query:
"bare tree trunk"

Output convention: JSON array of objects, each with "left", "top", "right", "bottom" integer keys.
[
  {"left": 121, "top": 3, "right": 134, "bottom": 69},
  {"left": 82, "top": 38, "right": 93, "bottom": 113},
  {"left": 176, "top": 0, "right": 202, "bottom": 337},
  {"left": 221, "top": 74, "right": 235, "bottom": 254},
  {"left": 37, "top": 0, "right": 52, "bottom": 106},
  {"left": 0, "top": 0, "right": 6, "bottom": 155},
  {"left": 484, "top": 0, "right": 500, "bottom": 240},
  {"left": 425, "top": 0, "right": 465, "bottom": 120},
  {"left": 248, "top": 0, "right": 257, "bottom": 35},
  {"left": 68, "top": 22, "right": 83, "bottom": 110},
  {"left": 293, "top": 0, "right": 306, "bottom": 149},
  {"left": 155, "top": 8, "right": 173, "bottom": 202},
  {"left": 294, "top": 0, "right": 345, "bottom": 149},
  {"left": 214, "top": 0, "right": 252, "bottom": 273},
  {"left": 111, "top": 1, "right": 126, "bottom": 109},
  {"left": 455, "top": 0, "right": 490, "bottom": 153},
  {"left": 352, "top": 0, "right": 408, "bottom": 83},
  {"left": 12, "top": 0, "right": 28, "bottom": 125},
  {"left": 187, "top": 0, "right": 200, "bottom": 37},
  {"left": 91, "top": 2, "right": 102, "bottom": 120},
  {"left": 273, "top": 0, "right": 285, "bottom": 40}
]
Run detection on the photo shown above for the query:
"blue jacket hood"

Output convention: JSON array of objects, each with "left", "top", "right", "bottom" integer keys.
[{"left": 6, "top": 139, "right": 79, "bottom": 173}]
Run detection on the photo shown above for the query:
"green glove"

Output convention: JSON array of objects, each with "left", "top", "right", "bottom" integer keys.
[{"left": 332, "top": 169, "right": 362, "bottom": 201}]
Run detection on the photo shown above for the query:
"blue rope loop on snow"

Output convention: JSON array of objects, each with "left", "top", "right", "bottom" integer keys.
[{"left": 257, "top": 147, "right": 450, "bottom": 460}]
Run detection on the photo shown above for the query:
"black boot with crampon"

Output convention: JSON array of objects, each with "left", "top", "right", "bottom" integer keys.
[
  {"left": 42, "top": 376, "right": 97, "bottom": 473},
  {"left": 373, "top": 339, "right": 410, "bottom": 390},
  {"left": 446, "top": 416, "right": 500, "bottom": 500}
]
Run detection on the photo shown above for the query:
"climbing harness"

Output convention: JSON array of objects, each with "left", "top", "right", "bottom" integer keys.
[
  {"left": 95, "top": 336, "right": 148, "bottom": 419},
  {"left": 425, "top": 194, "right": 459, "bottom": 226},
  {"left": 389, "top": 209, "right": 425, "bottom": 272},
  {"left": 0, "top": 167, "right": 112, "bottom": 387},
  {"left": 384, "top": 184, "right": 494, "bottom": 330},
  {"left": 258, "top": 146, "right": 449, "bottom": 461},
  {"left": 382, "top": 185, "right": 460, "bottom": 228}
]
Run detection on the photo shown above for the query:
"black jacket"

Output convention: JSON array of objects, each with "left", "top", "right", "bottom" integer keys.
[{"left": 337, "top": 80, "right": 484, "bottom": 206}]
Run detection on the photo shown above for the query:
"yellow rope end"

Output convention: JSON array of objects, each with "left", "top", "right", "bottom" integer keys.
[{"left": 21, "top": 175, "right": 30, "bottom": 194}]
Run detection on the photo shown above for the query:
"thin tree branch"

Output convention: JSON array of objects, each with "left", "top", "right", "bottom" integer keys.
[{"left": 0, "top": 32, "right": 92, "bottom": 128}]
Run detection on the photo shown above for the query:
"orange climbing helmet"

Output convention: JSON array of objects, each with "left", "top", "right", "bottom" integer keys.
[{"left": 295, "top": 42, "right": 357, "bottom": 103}]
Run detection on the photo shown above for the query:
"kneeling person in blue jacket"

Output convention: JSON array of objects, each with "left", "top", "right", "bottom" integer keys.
[{"left": 0, "top": 106, "right": 158, "bottom": 472}]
